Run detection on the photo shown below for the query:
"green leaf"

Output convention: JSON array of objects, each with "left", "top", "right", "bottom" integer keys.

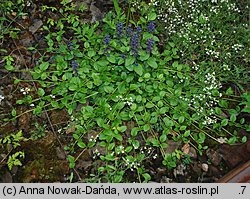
[
  {"left": 113, "top": 0, "right": 121, "bottom": 15},
  {"left": 114, "top": 133, "right": 123, "bottom": 141},
  {"left": 11, "top": 109, "right": 16, "bottom": 117},
  {"left": 142, "top": 173, "right": 151, "bottom": 182},
  {"left": 117, "top": 126, "right": 127, "bottom": 132},
  {"left": 184, "top": 130, "right": 190, "bottom": 137},
  {"left": 68, "top": 155, "right": 75, "bottom": 163},
  {"left": 5, "top": 64, "right": 15, "bottom": 71},
  {"left": 104, "top": 85, "right": 114, "bottom": 93},
  {"left": 242, "top": 136, "right": 247, "bottom": 143},
  {"left": 33, "top": 106, "right": 42, "bottom": 115},
  {"left": 147, "top": 57, "right": 157, "bottom": 68},
  {"left": 180, "top": 125, "right": 187, "bottom": 130},
  {"left": 146, "top": 102, "right": 154, "bottom": 108},
  {"left": 130, "top": 103, "right": 137, "bottom": 111},
  {"left": 125, "top": 56, "right": 135, "bottom": 67},
  {"left": 240, "top": 118, "right": 245, "bottom": 124},
  {"left": 107, "top": 54, "right": 116, "bottom": 63},
  {"left": 175, "top": 88, "right": 182, "bottom": 96},
  {"left": 87, "top": 50, "right": 96, "bottom": 57},
  {"left": 143, "top": 124, "right": 150, "bottom": 132},
  {"left": 131, "top": 140, "right": 140, "bottom": 149},
  {"left": 51, "top": 101, "right": 59, "bottom": 108},
  {"left": 96, "top": 118, "right": 106, "bottom": 128},
  {"left": 139, "top": 50, "right": 150, "bottom": 61},
  {"left": 198, "top": 132, "right": 206, "bottom": 143},
  {"left": 230, "top": 114, "right": 237, "bottom": 122},
  {"left": 14, "top": 79, "right": 21, "bottom": 84},
  {"left": 242, "top": 107, "right": 250, "bottom": 113},
  {"left": 39, "top": 62, "right": 49, "bottom": 71},
  {"left": 16, "top": 100, "right": 24, "bottom": 104},
  {"left": 77, "top": 141, "right": 86, "bottom": 148},
  {"left": 226, "top": 87, "right": 234, "bottom": 95},
  {"left": 148, "top": 12, "right": 157, "bottom": 21},
  {"left": 144, "top": 73, "right": 151, "bottom": 78},
  {"left": 160, "top": 134, "right": 167, "bottom": 143},
  {"left": 134, "top": 64, "right": 143, "bottom": 76},
  {"left": 84, "top": 42, "right": 90, "bottom": 48},
  {"left": 215, "top": 107, "right": 222, "bottom": 115},
  {"left": 221, "top": 119, "right": 228, "bottom": 126},
  {"left": 131, "top": 127, "right": 139, "bottom": 136},
  {"left": 99, "top": 141, "right": 107, "bottom": 147},
  {"left": 159, "top": 107, "right": 168, "bottom": 114},
  {"left": 178, "top": 116, "right": 185, "bottom": 123},
  {"left": 37, "top": 88, "right": 45, "bottom": 96},
  {"left": 125, "top": 146, "right": 133, "bottom": 153},
  {"left": 108, "top": 142, "right": 115, "bottom": 150},
  {"left": 164, "top": 117, "right": 174, "bottom": 127}
]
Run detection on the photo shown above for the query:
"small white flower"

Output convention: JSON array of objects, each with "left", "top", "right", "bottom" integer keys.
[
  {"left": 217, "top": 137, "right": 227, "bottom": 144},
  {"left": 0, "top": 95, "right": 4, "bottom": 103}
]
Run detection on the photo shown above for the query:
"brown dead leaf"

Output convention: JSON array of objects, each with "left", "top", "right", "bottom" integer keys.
[
  {"left": 66, "top": 125, "right": 76, "bottom": 134},
  {"left": 182, "top": 143, "right": 190, "bottom": 155},
  {"left": 164, "top": 140, "right": 180, "bottom": 154}
]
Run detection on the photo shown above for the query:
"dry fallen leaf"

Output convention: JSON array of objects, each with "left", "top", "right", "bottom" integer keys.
[{"left": 181, "top": 143, "right": 190, "bottom": 155}]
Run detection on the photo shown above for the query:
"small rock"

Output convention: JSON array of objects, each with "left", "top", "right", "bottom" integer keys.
[
  {"left": 173, "top": 164, "right": 186, "bottom": 177},
  {"left": 201, "top": 163, "right": 209, "bottom": 172},
  {"left": 90, "top": 2, "right": 103, "bottom": 23},
  {"left": 56, "top": 147, "right": 66, "bottom": 160},
  {"left": 29, "top": 20, "right": 43, "bottom": 34},
  {"left": 160, "top": 176, "right": 172, "bottom": 183},
  {"left": 206, "top": 149, "right": 222, "bottom": 166}
]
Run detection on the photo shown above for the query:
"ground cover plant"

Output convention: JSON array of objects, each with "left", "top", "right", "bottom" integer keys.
[{"left": 0, "top": 0, "right": 249, "bottom": 182}]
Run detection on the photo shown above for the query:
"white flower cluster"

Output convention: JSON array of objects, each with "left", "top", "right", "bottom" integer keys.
[
  {"left": 149, "top": 0, "right": 159, "bottom": 6},
  {"left": 203, "top": 72, "right": 222, "bottom": 90},
  {"left": 89, "top": 134, "right": 99, "bottom": 142},
  {"left": 140, "top": 146, "right": 153, "bottom": 155},
  {"left": 124, "top": 158, "right": 141, "bottom": 171},
  {"left": 20, "top": 87, "right": 30, "bottom": 95},
  {"left": 0, "top": 94, "right": 4, "bottom": 103},
  {"left": 180, "top": 71, "right": 222, "bottom": 125},
  {"left": 217, "top": 137, "right": 228, "bottom": 144},
  {"left": 205, "top": 48, "right": 220, "bottom": 59},
  {"left": 231, "top": 44, "right": 243, "bottom": 53},
  {"left": 222, "top": 64, "right": 230, "bottom": 71},
  {"left": 70, "top": 115, "right": 78, "bottom": 122},
  {"left": 132, "top": 0, "right": 242, "bottom": 64},
  {"left": 191, "top": 61, "right": 199, "bottom": 71},
  {"left": 116, "top": 95, "right": 134, "bottom": 106},
  {"left": 93, "top": 149, "right": 101, "bottom": 159},
  {"left": 202, "top": 115, "right": 217, "bottom": 125},
  {"left": 131, "top": 1, "right": 140, "bottom": 8},
  {"left": 116, "top": 145, "right": 125, "bottom": 155},
  {"left": 153, "top": 153, "right": 158, "bottom": 159}
]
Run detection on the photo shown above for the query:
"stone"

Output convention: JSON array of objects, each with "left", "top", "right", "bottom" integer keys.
[
  {"left": 201, "top": 163, "right": 209, "bottom": 172},
  {"left": 206, "top": 148, "right": 222, "bottom": 166}
]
